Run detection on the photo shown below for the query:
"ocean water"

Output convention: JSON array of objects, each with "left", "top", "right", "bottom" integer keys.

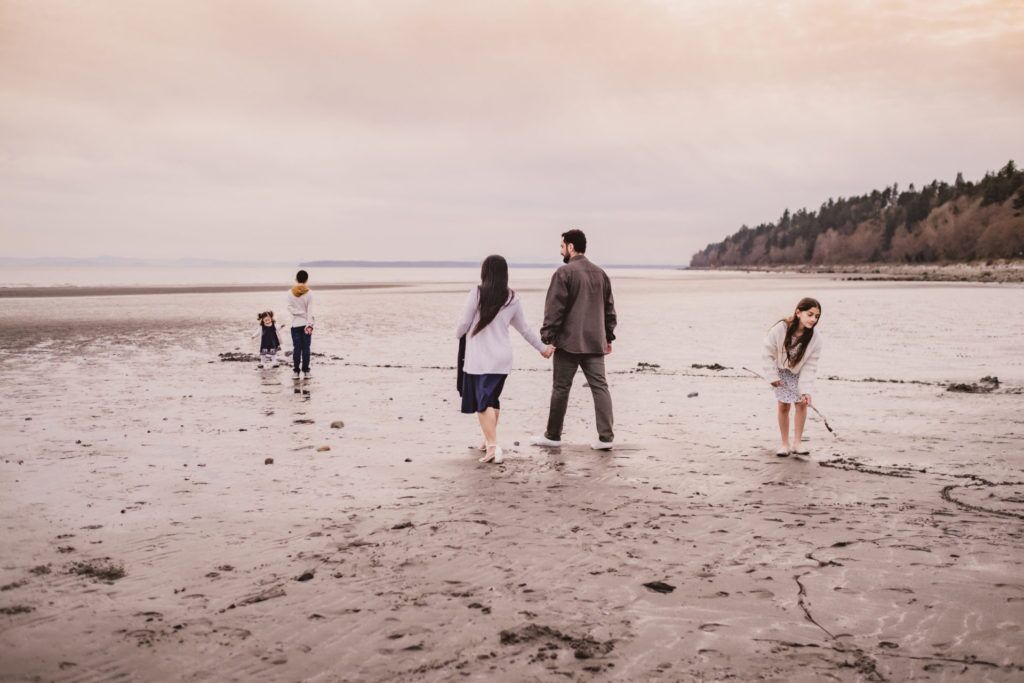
[
  {"left": 0, "top": 265, "right": 683, "bottom": 288},
  {"left": 0, "top": 267, "right": 1020, "bottom": 385}
]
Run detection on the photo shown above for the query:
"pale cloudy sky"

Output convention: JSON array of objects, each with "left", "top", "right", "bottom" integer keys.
[{"left": 2, "top": 0, "right": 1022, "bottom": 264}]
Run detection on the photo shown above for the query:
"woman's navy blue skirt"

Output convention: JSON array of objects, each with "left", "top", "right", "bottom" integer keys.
[{"left": 461, "top": 373, "right": 507, "bottom": 414}]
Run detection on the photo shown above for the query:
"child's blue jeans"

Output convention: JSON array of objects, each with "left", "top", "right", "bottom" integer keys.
[{"left": 291, "top": 326, "right": 312, "bottom": 373}]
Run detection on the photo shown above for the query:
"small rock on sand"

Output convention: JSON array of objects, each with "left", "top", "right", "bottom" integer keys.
[
  {"left": 264, "top": 457, "right": 274, "bottom": 465},
  {"left": 330, "top": 421, "right": 345, "bottom": 429},
  {"left": 687, "top": 392, "right": 699, "bottom": 398},
  {"left": 316, "top": 445, "right": 330, "bottom": 452},
  {"left": 643, "top": 581, "right": 676, "bottom": 594}
]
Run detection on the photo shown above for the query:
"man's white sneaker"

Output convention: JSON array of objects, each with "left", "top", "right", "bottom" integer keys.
[
  {"left": 591, "top": 441, "right": 614, "bottom": 451},
  {"left": 292, "top": 371, "right": 301, "bottom": 380},
  {"left": 529, "top": 435, "right": 562, "bottom": 447},
  {"left": 303, "top": 372, "right": 312, "bottom": 380}
]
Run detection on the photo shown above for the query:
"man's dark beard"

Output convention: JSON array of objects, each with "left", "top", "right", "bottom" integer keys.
[{"left": 562, "top": 254, "right": 570, "bottom": 264}]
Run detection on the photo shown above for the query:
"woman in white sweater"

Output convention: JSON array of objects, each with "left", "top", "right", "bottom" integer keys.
[
  {"left": 762, "top": 297, "right": 823, "bottom": 457},
  {"left": 456, "top": 255, "right": 553, "bottom": 464}
]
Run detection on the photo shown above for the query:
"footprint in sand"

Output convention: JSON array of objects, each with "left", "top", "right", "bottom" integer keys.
[
  {"left": 122, "top": 628, "right": 162, "bottom": 646},
  {"left": 133, "top": 611, "right": 163, "bottom": 622},
  {"left": 698, "top": 623, "right": 726, "bottom": 632}
]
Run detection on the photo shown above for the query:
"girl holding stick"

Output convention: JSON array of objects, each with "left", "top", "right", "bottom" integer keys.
[{"left": 762, "top": 297, "right": 823, "bottom": 456}]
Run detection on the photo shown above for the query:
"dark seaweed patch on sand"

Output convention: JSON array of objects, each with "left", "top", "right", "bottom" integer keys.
[
  {"left": 69, "top": 560, "right": 126, "bottom": 582},
  {"left": 499, "top": 623, "right": 615, "bottom": 660}
]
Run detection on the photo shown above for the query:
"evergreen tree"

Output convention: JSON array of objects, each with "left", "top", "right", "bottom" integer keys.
[{"left": 689, "top": 162, "right": 1024, "bottom": 266}]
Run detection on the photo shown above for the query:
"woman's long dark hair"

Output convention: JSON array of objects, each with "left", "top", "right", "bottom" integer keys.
[
  {"left": 472, "top": 255, "right": 514, "bottom": 336},
  {"left": 780, "top": 297, "right": 821, "bottom": 366}
]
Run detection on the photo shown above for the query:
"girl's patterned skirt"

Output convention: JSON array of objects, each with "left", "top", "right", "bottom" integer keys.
[{"left": 774, "top": 368, "right": 802, "bottom": 403}]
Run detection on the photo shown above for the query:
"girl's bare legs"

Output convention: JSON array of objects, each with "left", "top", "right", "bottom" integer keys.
[
  {"left": 478, "top": 409, "right": 500, "bottom": 451},
  {"left": 793, "top": 402, "right": 808, "bottom": 448},
  {"left": 777, "top": 402, "right": 792, "bottom": 451},
  {"left": 477, "top": 407, "right": 499, "bottom": 461}
]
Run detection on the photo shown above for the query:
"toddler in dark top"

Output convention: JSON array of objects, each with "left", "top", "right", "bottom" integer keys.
[{"left": 252, "top": 311, "right": 286, "bottom": 369}]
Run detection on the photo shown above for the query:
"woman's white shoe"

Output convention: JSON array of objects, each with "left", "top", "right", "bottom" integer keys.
[{"left": 479, "top": 445, "right": 503, "bottom": 464}]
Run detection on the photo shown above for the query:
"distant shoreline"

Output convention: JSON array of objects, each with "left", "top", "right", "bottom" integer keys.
[
  {"left": 0, "top": 258, "right": 683, "bottom": 269},
  {"left": 300, "top": 260, "right": 682, "bottom": 269},
  {"left": 0, "top": 283, "right": 409, "bottom": 299},
  {"left": 689, "top": 260, "right": 1024, "bottom": 283}
]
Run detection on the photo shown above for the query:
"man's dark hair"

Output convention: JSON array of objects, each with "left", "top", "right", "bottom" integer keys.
[
  {"left": 561, "top": 229, "right": 587, "bottom": 254},
  {"left": 296, "top": 270, "right": 309, "bottom": 283}
]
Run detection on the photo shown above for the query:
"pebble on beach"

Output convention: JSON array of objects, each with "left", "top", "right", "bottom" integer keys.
[
  {"left": 316, "top": 445, "right": 330, "bottom": 452},
  {"left": 643, "top": 581, "right": 676, "bottom": 594},
  {"left": 264, "top": 457, "right": 274, "bottom": 465}
]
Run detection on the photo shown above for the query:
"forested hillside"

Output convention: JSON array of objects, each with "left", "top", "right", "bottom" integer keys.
[{"left": 690, "top": 161, "right": 1024, "bottom": 267}]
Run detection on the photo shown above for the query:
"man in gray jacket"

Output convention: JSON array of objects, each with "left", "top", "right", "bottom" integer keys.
[{"left": 531, "top": 229, "right": 617, "bottom": 450}]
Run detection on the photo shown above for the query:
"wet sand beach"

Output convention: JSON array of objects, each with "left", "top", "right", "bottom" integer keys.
[
  {"left": 0, "top": 283, "right": 408, "bottom": 299},
  {"left": 1, "top": 272, "right": 1022, "bottom": 681}
]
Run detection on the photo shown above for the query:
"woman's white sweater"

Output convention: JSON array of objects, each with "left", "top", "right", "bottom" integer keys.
[
  {"left": 455, "top": 288, "right": 546, "bottom": 375},
  {"left": 762, "top": 321, "right": 823, "bottom": 396}
]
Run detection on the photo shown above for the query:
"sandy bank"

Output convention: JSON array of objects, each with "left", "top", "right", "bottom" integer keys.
[{"left": 692, "top": 260, "right": 1024, "bottom": 283}]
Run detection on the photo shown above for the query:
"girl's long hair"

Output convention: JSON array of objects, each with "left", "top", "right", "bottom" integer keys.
[
  {"left": 780, "top": 297, "right": 821, "bottom": 366},
  {"left": 472, "top": 255, "right": 513, "bottom": 336}
]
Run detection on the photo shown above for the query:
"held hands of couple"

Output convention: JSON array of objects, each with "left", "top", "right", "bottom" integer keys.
[{"left": 538, "top": 344, "right": 608, "bottom": 357}]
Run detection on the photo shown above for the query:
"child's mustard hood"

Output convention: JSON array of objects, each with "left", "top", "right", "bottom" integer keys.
[{"left": 291, "top": 284, "right": 309, "bottom": 297}]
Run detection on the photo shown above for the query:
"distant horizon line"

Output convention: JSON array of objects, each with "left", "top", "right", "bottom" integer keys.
[{"left": 0, "top": 256, "right": 687, "bottom": 269}]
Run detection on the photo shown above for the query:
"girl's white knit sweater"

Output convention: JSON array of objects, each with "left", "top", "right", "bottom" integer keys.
[
  {"left": 762, "top": 321, "right": 823, "bottom": 396},
  {"left": 455, "top": 288, "right": 546, "bottom": 375}
]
